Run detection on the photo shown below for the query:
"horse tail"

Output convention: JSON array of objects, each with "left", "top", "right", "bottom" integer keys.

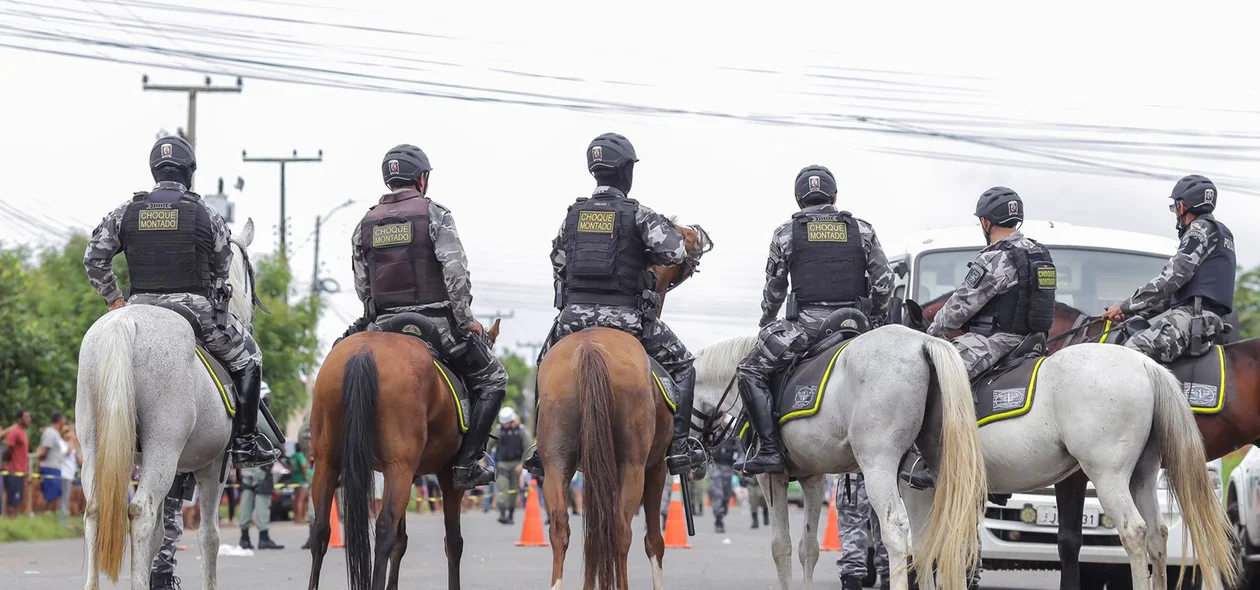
[
  {"left": 573, "top": 341, "right": 622, "bottom": 590},
  {"left": 918, "top": 338, "right": 988, "bottom": 589},
  {"left": 90, "top": 313, "right": 138, "bottom": 582},
  {"left": 1148, "top": 359, "right": 1239, "bottom": 587},
  {"left": 341, "top": 352, "right": 379, "bottom": 590}
]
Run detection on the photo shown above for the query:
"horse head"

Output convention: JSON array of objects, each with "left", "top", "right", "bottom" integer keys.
[
  {"left": 227, "top": 218, "right": 261, "bottom": 328},
  {"left": 648, "top": 218, "right": 714, "bottom": 313},
  {"left": 486, "top": 318, "right": 501, "bottom": 347}
]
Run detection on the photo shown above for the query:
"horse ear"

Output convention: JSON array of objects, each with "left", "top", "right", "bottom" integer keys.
[
  {"left": 239, "top": 218, "right": 255, "bottom": 247},
  {"left": 487, "top": 318, "right": 501, "bottom": 345}
]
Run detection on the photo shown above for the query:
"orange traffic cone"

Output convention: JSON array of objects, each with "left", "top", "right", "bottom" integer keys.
[
  {"left": 664, "top": 477, "right": 691, "bottom": 549},
  {"left": 328, "top": 500, "right": 345, "bottom": 549},
  {"left": 820, "top": 504, "right": 841, "bottom": 552},
  {"left": 516, "top": 480, "right": 549, "bottom": 547}
]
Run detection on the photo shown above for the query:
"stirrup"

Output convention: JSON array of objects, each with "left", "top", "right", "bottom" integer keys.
[
  {"left": 231, "top": 433, "right": 279, "bottom": 468},
  {"left": 523, "top": 444, "right": 544, "bottom": 477},
  {"left": 898, "top": 455, "right": 935, "bottom": 490},
  {"left": 666, "top": 437, "right": 706, "bottom": 476}
]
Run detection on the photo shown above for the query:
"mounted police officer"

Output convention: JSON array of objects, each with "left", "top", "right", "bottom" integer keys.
[
  {"left": 900, "top": 187, "right": 1056, "bottom": 490},
  {"left": 339, "top": 144, "right": 508, "bottom": 491},
  {"left": 1102, "top": 175, "right": 1235, "bottom": 362},
  {"left": 522, "top": 132, "right": 704, "bottom": 478},
  {"left": 84, "top": 136, "right": 277, "bottom": 470},
  {"left": 734, "top": 165, "right": 895, "bottom": 475}
]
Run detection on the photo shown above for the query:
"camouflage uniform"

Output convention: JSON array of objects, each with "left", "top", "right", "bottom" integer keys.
[
  {"left": 151, "top": 496, "right": 183, "bottom": 576},
  {"left": 238, "top": 466, "right": 272, "bottom": 534},
  {"left": 738, "top": 205, "right": 893, "bottom": 382},
  {"left": 836, "top": 474, "right": 889, "bottom": 581},
  {"left": 545, "top": 198, "right": 693, "bottom": 376},
  {"left": 84, "top": 184, "right": 260, "bottom": 372},
  {"left": 745, "top": 475, "right": 769, "bottom": 527},
  {"left": 708, "top": 437, "right": 740, "bottom": 525},
  {"left": 1120, "top": 216, "right": 1229, "bottom": 363},
  {"left": 927, "top": 231, "right": 1032, "bottom": 379}
]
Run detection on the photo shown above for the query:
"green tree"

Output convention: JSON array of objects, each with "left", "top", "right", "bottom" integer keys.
[
  {"left": 1236, "top": 266, "right": 1260, "bottom": 339},
  {"left": 252, "top": 254, "right": 322, "bottom": 425},
  {"left": 498, "top": 350, "right": 532, "bottom": 415}
]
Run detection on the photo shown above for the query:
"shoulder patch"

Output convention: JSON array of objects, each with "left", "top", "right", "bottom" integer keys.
[{"left": 964, "top": 263, "right": 987, "bottom": 289}]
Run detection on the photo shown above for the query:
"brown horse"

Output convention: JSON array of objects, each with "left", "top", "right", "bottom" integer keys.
[
  {"left": 921, "top": 293, "right": 1259, "bottom": 589},
  {"left": 306, "top": 319, "right": 500, "bottom": 590},
  {"left": 537, "top": 222, "right": 711, "bottom": 590}
]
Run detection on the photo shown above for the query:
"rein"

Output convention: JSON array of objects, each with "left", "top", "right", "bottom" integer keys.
[
  {"left": 665, "top": 223, "right": 714, "bottom": 293},
  {"left": 232, "top": 242, "right": 271, "bottom": 316},
  {"left": 690, "top": 373, "right": 741, "bottom": 448}
]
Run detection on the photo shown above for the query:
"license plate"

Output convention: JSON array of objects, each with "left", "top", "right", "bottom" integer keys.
[{"left": 1035, "top": 506, "right": 1100, "bottom": 528}]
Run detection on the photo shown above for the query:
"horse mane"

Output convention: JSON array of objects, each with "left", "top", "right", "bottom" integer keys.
[
  {"left": 695, "top": 335, "right": 758, "bottom": 390},
  {"left": 227, "top": 241, "right": 253, "bottom": 327}
]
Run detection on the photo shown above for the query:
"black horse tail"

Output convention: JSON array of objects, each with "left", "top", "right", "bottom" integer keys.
[{"left": 341, "top": 352, "right": 379, "bottom": 590}]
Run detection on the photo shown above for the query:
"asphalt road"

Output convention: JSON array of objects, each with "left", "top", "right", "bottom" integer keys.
[{"left": 2, "top": 505, "right": 1061, "bottom": 589}]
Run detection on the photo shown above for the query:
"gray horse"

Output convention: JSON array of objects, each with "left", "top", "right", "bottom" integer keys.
[{"left": 76, "top": 219, "right": 258, "bottom": 590}]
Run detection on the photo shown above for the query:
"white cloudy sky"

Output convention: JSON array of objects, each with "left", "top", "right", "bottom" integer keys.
[{"left": 2, "top": 0, "right": 1258, "bottom": 355}]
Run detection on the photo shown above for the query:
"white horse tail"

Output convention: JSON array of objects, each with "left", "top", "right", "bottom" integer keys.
[
  {"left": 918, "top": 338, "right": 988, "bottom": 589},
  {"left": 1147, "top": 360, "right": 1239, "bottom": 588},
  {"left": 90, "top": 313, "right": 138, "bottom": 582}
]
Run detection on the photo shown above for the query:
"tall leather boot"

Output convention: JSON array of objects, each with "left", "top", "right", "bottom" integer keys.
[
  {"left": 523, "top": 391, "right": 544, "bottom": 477},
  {"left": 898, "top": 447, "right": 936, "bottom": 489},
  {"left": 451, "top": 336, "right": 503, "bottom": 490},
  {"left": 732, "top": 374, "right": 786, "bottom": 475},
  {"left": 230, "top": 361, "right": 279, "bottom": 468},
  {"left": 664, "top": 366, "right": 705, "bottom": 475},
  {"left": 150, "top": 572, "right": 181, "bottom": 590}
]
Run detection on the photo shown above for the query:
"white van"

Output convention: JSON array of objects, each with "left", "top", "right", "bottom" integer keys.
[{"left": 890, "top": 221, "right": 1219, "bottom": 586}]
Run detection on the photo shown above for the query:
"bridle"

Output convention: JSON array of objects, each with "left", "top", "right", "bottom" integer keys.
[
  {"left": 690, "top": 374, "right": 743, "bottom": 449},
  {"left": 664, "top": 223, "right": 714, "bottom": 293}
]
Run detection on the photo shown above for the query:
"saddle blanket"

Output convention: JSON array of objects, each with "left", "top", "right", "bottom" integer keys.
[
  {"left": 973, "top": 357, "right": 1046, "bottom": 428},
  {"left": 432, "top": 360, "right": 471, "bottom": 433},
  {"left": 649, "top": 358, "right": 679, "bottom": 414},
  {"left": 194, "top": 345, "right": 237, "bottom": 418},
  {"left": 1168, "top": 345, "right": 1227, "bottom": 415},
  {"left": 774, "top": 340, "right": 854, "bottom": 426}
]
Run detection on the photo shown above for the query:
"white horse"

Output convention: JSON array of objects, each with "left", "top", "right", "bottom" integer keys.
[
  {"left": 76, "top": 219, "right": 259, "bottom": 590},
  {"left": 696, "top": 332, "right": 1238, "bottom": 590},
  {"left": 693, "top": 325, "right": 988, "bottom": 590}
]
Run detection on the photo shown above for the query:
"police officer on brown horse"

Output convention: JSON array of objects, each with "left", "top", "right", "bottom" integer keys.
[{"left": 340, "top": 144, "right": 509, "bottom": 490}]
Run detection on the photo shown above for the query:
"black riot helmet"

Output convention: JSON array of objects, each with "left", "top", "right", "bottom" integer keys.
[
  {"left": 382, "top": 144, "right": 432, "bottom": 189},
  {"left": 587, "top": 133, "right": 638, "bottom": 193},
  {"left": 1169, "top": 174, "right": 1218, "bottom": 214},
  {"left": 149, "top": 136, "right": 196, "bottom": 184},
  {"left": 974, "top": 186, "right": 1024, "bottom": 227},
  {"left": 794, "top": 165, "right": 838, "bottom": 207}
]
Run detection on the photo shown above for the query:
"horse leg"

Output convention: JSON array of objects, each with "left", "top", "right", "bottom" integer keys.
[
  {"left": 386, "top": 512, "right": 408, "bottom": 590},
  {"left": 616, "top": 464, "right": 647, "bottom": 590},
  {"left": 438, "top": 469, "right": 466, "bottom": 590},
  {"left": 81, "top": 447, "right": 99, "bottom": 590},
  {"left": 543, "top": 468, "right": 573, "bottom": 590},
  {"left": 307, "top": 458, "right": 340, "bottom": 590},
  {"left": 796, "top": 474, "right": 826, "bottom": 590},
  {"left": 1131, "top": 440, "right": 1167, "bottom": 590},
  {"left": 371, "top": 468, "right": 413, "bottom": 590},
  {"left": 1054, "top": 471, "right": 1088, "bottom": 590},
  {"left": 863, "top": 466, "right": 913, "bottom": 590},
  {"left": 194, "top": 463, "right": 225, "bottom": 590},
  {"left": 1089, "top": 470, "right": 1150, "bottom": 589},
  {"left": 758, "top": 472, "right": 794, "bottom": 590},
  {"left": 642, "top": 463, "right": 668, "bottom": 590},
  {"left": 131, "top": 464, "right": 176, "bottom": 590}
]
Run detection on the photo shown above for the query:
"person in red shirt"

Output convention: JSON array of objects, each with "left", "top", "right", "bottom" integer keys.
[{"left": 3, "top": 410, "right": 33, "bottom": 517}]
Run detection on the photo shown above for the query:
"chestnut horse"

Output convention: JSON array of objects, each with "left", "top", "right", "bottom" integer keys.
[
  {"left": 537, "top": 221, "right": 711, "bottom": 590},
  {"left": 922, "top": 293, "right": 1257, "bottom": 589},
  {"left": 306, "top": 319, "right": 500, "bottom": 590}
]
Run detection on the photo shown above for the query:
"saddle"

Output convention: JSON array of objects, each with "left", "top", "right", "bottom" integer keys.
[
  {"left": 370, "top": 312, "right": 472, "bottom": 432},
  {"left": 1097, "top": 319, "right": 1230, "bottom": 414},
  {"left": 971, "top": 334, "right": 1048, "bottom": 427},
  {"left": 771, "top": 309, "right": 871, "bottom": 426}
]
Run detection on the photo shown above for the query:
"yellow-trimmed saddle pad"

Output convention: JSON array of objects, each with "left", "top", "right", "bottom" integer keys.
[
  {"left": 974, "top": 357, "right": 1046, "bottom": 427},
  {"left": 1169, "top": 345, "right": 1227, "bottom": 415},
  {"left": 649, "top": 358, "right": 679, "bottom": 414},
  {"left": 433, "top": 361, "right": 471, "bottom": 433},
  {"left": 774, "top": 340, "right": 854, "bottom": 426},
  {"left": 193, "top": 346, "right": 236, "bottom": 417}
]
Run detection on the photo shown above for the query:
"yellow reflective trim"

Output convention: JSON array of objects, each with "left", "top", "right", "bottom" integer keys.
[
  {"left": 433, "top": 361, "right": 468, "bottom": 431},
  {"left": 778, "top": 340, "right": 853, "bottom": 425},
  {"left": 977, "top": 357, "right": 1046, "bottom": 427},
  {"left": 195, "top": 348, "right": 235, "bottom": 417},
  {"left": 739, "top": 421, "right": 750, "bottom": 439},
  {"left": 652, "top": 371, "right": 677, "bottom": 413},
  {"left": 1191, "top": 345, "right": 1227, "bottom": 415},
  {"left": 1098, "top": 320, "right": 1112, "bottom": 344}
]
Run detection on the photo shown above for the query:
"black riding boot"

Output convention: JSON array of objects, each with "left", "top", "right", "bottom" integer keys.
[
  {"left": 451, "top": 335, "right": 504, "bottom": 490},
  {"left": 150, "top": 572, "right": 181, "bottom": 590},
  {"left": 665, "top": 366, "right": 705, "bottom": 475},
  {"left": 898, "top": 448, "right": 936, "bottom": 489},
  {"left": 230, "top": 361, "right": 279, "bottom": 468},
  {"left": 732, "top": 374, "right": 786, "bottom": 475}
]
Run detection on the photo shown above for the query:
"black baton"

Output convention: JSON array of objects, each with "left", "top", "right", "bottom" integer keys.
[{"left": 679, "top": 474, "right": 696, "bottom": 536}]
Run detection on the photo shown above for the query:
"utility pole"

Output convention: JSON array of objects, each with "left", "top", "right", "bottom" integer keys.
[
  {"left": 142, "top": 75, "right": 242, "bottom": 189},
  {"left": 311, "top": 199, "right": 355, "bottom": 295},
  {"left": 242, "top": 149, "right": 323, "bottom": 259}
]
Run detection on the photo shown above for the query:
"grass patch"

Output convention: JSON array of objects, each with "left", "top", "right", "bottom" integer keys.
[{"left": 0, "top": 513, "right": 83, "bottom": 543}]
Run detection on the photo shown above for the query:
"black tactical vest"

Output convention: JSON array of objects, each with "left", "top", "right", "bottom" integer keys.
[
  {"left": 562, "top": 191, "right": 647, "bottom": 307},
  {"left": 970, "top": 238, "right": 1056, "bottom": 336},
  {"left": 360, "top": 190, "right": 448, "bottom": 310},
  {"left": 121, "top": 187, "right": 215, "bottom": 297},
  {"left": 496, "top": 425, "right": 524, "bottom": 463},
  {"left": 788, "top": 210, "right": 868, "bottom": 304},
  {"left": 1173, "top": 216, "right": 1236, "bottom": 314}
]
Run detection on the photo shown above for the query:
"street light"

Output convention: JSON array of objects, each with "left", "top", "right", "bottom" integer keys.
[{"left": 311, "top": 199, "right": 357, "bottom": 295}]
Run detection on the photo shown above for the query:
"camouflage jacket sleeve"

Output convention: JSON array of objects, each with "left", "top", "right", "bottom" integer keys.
[
  {"left": 350, "top": 219, "right": 370, "bottom": 303},
  {"left": 205, "top": 203, "right": 233, "bottom": 308},
  {"left": 760, "top": 223, "right": 791, "bottom": 326},
  {"left": 550, "top": 221, "right": 566, "bottom": 281},
  {"left": 858, "top": 220, "right": 894, "bottom": 319},
  {"left": 83, "top": 200, "right": 131, "bottom": 305},
  {"left": 927, "top": 249, "right": 1018, "bottom": 336},
  {"left": 429, "top": 201, "right": 474, "bottom": 328},
  {"left": 1121, "top": 218, "right": 1213, "bottom": 315},
  {"left": 635, "top": 204, "right": 687, "bottom": 266}
]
